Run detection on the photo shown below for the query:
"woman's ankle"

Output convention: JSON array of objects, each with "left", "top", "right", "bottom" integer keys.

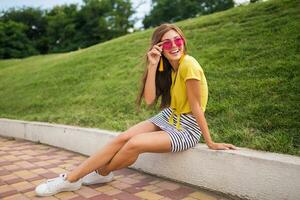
[
  {"left": 66, "top": 173, "right": 80, "bottom": 182},
  {"left": 98, "top": 169, "right": 110, "bottom": 176}
]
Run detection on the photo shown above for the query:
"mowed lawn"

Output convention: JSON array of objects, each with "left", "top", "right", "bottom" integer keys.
[{"left": 0, "top": 0, "right": 299, "bottom": 155}]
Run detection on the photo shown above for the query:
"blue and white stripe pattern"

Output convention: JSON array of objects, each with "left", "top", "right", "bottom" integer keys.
[{"left": 148, "top": 107, "right": 202, "bottom": 152}]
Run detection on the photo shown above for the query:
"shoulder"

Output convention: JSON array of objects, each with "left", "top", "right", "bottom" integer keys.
[{"left": 179, "top": 55, "right": 203, "bottom": 73}]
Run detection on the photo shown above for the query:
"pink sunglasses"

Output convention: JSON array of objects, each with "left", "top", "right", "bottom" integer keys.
[{"left": 161, "top": 37, "right": 184, "bottom": 50}]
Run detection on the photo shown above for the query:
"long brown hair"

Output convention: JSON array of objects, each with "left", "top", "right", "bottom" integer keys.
[{"left": 136, "top": 23, "right": 187, "bottom": 109}]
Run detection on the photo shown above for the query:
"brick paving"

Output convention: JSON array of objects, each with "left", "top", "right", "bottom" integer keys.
[{"left": 0, "top": 136, "right": 232, "bottom": 200}]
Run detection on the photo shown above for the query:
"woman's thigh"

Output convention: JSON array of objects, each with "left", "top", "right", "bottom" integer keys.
[
  {"left": 118, "top": 120, "right": 161, "bottom": 141},
  {"left": 125, "top": 131, "right": 172, "bottom": 153}
]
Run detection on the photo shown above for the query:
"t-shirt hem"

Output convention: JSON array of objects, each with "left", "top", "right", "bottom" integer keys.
[{"left": 184, "top": 76, "right": 201, "bottom": 82}]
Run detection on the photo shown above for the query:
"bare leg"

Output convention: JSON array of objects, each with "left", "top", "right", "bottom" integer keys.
[
  {"left": 67, "top": 120, "right": 160, "bottom": 182},
  {"left": 99, "top": 131, "right": 172, "bottom": 176}
]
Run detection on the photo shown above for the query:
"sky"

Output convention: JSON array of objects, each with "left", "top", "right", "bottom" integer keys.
[{"left": 0, "top": 0, "right": 249, "bottom": 29}]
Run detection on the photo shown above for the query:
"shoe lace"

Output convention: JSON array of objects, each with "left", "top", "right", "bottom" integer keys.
[
  {"left": 46, "top": 173, "right": 66, "bottom": 190},
  {"left": 47, "top": 174, "right": 66, "bottom": 183}
]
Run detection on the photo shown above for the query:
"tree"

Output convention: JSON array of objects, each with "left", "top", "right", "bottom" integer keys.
[
  {"left": 143, "top": 0, "right": 234, "bottom": 28},
  {"left": 0, "top": 0, "right": 135, "bottom": 58},
  {"left": 74, "top": 0, "right": 134, "bottom": 48},
  {"left": 46, "top": 4, "right": 78, "bottom": 52},
  {"left": 0, "top": 7, "right": 48, "bottom": 53},
  {"left": 0, "top": 21, "right": 38, "bottom": 58}
]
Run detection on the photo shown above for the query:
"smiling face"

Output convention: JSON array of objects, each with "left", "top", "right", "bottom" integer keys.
[{"left": 161, "top": 29, "right": 185, "bottom": 63}]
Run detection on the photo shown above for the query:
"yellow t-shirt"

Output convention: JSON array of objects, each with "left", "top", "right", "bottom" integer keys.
[{"left": 170, "top": 54, "right": 208, "bottom": 119}]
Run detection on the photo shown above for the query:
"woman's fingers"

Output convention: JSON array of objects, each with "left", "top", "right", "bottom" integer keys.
[
  {"left": 224, "top": 143, "right": 237, "bottom": 150},
  {"left": 156, "top": 41, "right": 164, "bottom": 46},
  {"left": 153, "top": 44, "right": 163, "bottom": 52},
  {"left": 209, "top": 142, "right": 237, "bottom": 150},
  {"left": 227, "top": 144, "right": 237, "bottom": 150},
  {"left": 148, "top": 52, "right": 160, "bottom": 61},
  {"left": 148, "top": 48, "right": 161, "bottom": 57},
  {"left": 221, "top": 145, "right": 229, "bottom": 150},
  {"left": 147, "top": 47, "right": 162, "bottom": 66},
  {"left": 153, "top": 48, "right": 161, "bottom": 55},
  {"left": 147, "top": 43, "right": 164, "bottom": 65}
]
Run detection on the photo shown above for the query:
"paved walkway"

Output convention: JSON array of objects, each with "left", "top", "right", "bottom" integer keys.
[{"left": 0, "top": 136, "right": 231, "bottom": 200}]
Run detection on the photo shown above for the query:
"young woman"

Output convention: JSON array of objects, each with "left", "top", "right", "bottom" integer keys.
[{"left": 35, "top": 23, "right": 237, "bottom": 196}]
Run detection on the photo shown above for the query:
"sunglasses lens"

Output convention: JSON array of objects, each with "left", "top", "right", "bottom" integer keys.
[
  {"left": 162, "top": 41, "right": 172, "bottom": 50},
  {"left": 162, "top": 38, "right": 184, "bottom": 50},
  {"left": 174, "top": 38, "right": 184, "bottom": 47}
]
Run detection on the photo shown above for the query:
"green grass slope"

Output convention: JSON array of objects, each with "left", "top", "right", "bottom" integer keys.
[{"left": 0, "top": 0, "right": 299, "bottom": 155}]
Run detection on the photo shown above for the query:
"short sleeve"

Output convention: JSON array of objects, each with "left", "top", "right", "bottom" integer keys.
[{"left": 180, "top": 59, "right": 202, "bottom": 82}]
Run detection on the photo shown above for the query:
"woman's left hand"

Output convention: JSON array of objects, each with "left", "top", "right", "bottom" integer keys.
[{"left": 208, "top": 142, "right": 237, "bottom": 150}]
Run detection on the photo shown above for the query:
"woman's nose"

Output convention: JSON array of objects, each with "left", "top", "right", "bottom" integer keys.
[{"left": 170, "top": 40, "right": 177, "bottom": 48}]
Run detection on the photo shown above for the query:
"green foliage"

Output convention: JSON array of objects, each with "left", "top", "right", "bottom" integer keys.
[
  {"left": 0, "top": 0, "right": 299, "bottom": 155},
  {"left": 0, "top": 20, "right": 38, "bottom": 58},
  {"left": 250, "top": 0, "right": 261, "bottom": 3},
  {"left": 143, "top": 0, "right": 234, "bottom": 28},
  {"left": 0, "top": 7, "right": 48, "bottom": 54},
  {"left": 46, "top": 4, "right": 78, "bottom": 52},
  {"left": 0, "top": 0, "right": 134, "bottom": 58},
  {"left": 74, "top": 0, "right": 134, "bottom": 49}
]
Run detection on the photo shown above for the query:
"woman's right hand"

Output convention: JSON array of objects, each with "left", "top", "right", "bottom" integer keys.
[{"left": 147, "top": 42, "right": 163, "bottom": 69}]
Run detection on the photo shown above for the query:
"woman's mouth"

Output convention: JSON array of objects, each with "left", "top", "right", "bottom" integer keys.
[{"left": 169, "top": 49, "right": 180, "bottom": 56}]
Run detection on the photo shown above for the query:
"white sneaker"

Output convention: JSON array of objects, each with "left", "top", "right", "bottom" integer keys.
[
  {"left": 35, "top": 173, "right": 82, "bottom": 196},
  {"left": 82, "top": 171, "right": 114, "bottom": 185}
]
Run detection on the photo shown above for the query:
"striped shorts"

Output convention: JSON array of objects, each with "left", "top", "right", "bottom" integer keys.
[{"left": 148, "top": 107, "right": 202, "bottom": 152}]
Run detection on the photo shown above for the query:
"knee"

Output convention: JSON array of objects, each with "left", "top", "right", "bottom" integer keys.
[
  {"left": 122, "top": 137, "right": 142, "bottom": 153},
  {"left": 113, "top": 132, "right": 131, "bottom": 145}
]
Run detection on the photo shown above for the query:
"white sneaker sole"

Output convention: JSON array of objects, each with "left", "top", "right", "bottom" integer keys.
[
  {"left": 35, "top": 184, "right": 81, "bottom": 197},
  {"left": 82, "top": 177, "right": 113, "bottom": 185},
  {"left": 82, "top": 173, "right": 114, "bottom": 186}
]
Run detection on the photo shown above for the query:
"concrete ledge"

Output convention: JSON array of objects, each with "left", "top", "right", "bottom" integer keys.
[{"left": 0, "top": 118, "right": 299, "bottom": 200}]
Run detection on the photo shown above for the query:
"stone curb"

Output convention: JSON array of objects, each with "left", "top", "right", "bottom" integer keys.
[{"left": 0, "top": 118, "right": 299, "bottom": 200}]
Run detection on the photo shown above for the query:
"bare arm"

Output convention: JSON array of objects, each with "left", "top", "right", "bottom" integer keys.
[{"left": 186, "top": 79, "right": 237, "bottom": 150}]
